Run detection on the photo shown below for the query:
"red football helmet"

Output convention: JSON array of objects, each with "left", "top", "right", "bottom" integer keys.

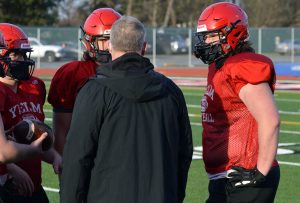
[
  {"left": 0, "top": 33, "right": 8, "bottom": 77},
  {"left": 81, "top": 8, "right": 121, "bottom": 63},
  {"left": 0, "top": 33, "right": 7, "bottom": 49},
  {"left": 194, "top": 2, "right": 249, "bottom": 64},
  {"left": 0, "top": 23, "right": 35, "bottom": 80}
]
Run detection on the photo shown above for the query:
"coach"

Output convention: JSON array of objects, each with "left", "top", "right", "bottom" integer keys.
[{"left": 60, "top": 16, "right": 193, "bottom": 203}]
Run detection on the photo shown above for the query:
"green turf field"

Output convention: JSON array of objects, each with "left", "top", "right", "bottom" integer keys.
[{"left": 42, "top": 81, "right": 300, "bottom": 203}]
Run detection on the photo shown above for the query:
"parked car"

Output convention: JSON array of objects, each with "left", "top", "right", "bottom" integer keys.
[
  {"left": 275, "top": 39, "right": 300, "bottom": 55},
  {"left": 146, "top": 33, "right": 188, "bottom": 55},
  {"left": 28, "top": 37, "right": 65, "bottom": 62},
  {"left": 58, "top": 41, "right": 83, "bottom": 60}
]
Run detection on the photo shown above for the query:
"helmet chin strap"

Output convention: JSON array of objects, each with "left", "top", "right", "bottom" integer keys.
[
  {"left": 0, "top": 57, "right": 10, "bottom": 77},
  {"left": 214, "top": 55, "right": 228, "bottom": 69},
  {"left": 0, "top": 63, "right": 5, "bottom": 77},
  {"left": 95, "top": 50, "right": 111, "bottom": 63}
]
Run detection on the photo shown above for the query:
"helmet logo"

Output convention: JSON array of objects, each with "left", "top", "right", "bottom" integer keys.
[
  {"left": 197, "top": 24, "right": 208, "bottom": 32},
  {"left": 103, "top": 29, "right": 111, "bottom": 35},
  {"left": 32, "top": 79, "right": 38, "bottom": 85},
  {"left": 21, "top": 43, "right": 31, "bottom": 49}
]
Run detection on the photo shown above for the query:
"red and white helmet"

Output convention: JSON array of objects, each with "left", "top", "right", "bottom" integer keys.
[
  {"left": 82, "top": 8, "right": 121, "bottom": 62},
  {"left": 0, "top": 32, "right": 7, "bottom": 57},
  {"left": 0, "top": 23, "right": 33, "bottom": 57},
  {"left": 0, "top": 33, "right": 7, "bottom": 49},
  {"left": 0, "top": 33, "right": 7, "bottom": 77},
  {"left": 194, "top": 2, "right": 249, "bottom": 64},
  {"left": 0, "top": 23, "right": 35, "bottom": 80}
]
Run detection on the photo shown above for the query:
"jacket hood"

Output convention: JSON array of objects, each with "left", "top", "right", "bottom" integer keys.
[{"left": 96, "top": 53, "right": 165, "bottom": 102}]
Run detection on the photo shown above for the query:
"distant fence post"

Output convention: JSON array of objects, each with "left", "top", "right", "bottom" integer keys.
[
  {"left": 78, "top": 28, "right": 81, "bottom": 61},
  {"left": 258, "top": 28, "right": 262, "bottom": 54},
  {"left": 37, "top": 28, "right": 41, "bottom": 69},
  {"left": 153, "top": 28, "right": 157, "bottom": 67},
  {"left": 188, "top": 28, "right": 193, "bottom": 67},
  {"left": 291, "top": 27, "right": 294, "bottom": 63}
]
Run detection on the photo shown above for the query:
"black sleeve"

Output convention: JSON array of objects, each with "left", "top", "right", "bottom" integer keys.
[
  {"left": 60, "top": 79, "right": 105, "bottom": 203},
  {"left": 176, "top": 87, "right": 193, "bottom": 203}
]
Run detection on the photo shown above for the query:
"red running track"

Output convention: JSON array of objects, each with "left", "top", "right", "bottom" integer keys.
[
  {"left": 33, "top": 67, "right": 300, "bottom": 80},
  {"left": 33, "top": 67, "right": 209, "bottom": 77}
]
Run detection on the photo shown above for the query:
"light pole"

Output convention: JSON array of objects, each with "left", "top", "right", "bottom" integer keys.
[{"left": 213, "top": 0, "right": 242, "bottom": 6}]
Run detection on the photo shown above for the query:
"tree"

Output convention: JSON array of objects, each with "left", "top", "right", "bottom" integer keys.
[
  {"left": 0, "top": 0, "right": 61, "bottom": 26},
  {"left": 55, "top": 0, "right": 213, "bottom": 28},
  {"left": 162, "top": 0, "right": 174, "bottom": 27},
  {"left": 244, "top": 0, "right": 299, "bottom": 27},
  {"left": 126, "top": 0, "right": 133, "bottom": 16},
  {"left": 1, "top": 0, "right": 298, "bottom": 28},
  {"left": 58, "top": 0, "right": 80, "bottom": 26}
]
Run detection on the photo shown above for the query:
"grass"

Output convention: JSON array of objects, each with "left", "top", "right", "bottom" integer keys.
[{"left": 41, "top": 83, "right": 300, "bottom": 203}]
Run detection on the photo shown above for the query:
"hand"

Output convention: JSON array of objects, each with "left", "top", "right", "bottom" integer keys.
[
  {"left": 52, "top": 153, "right": 62, "bottom": 175},
  {"left": 10, "top": 119, "right": 54, "bottom": 152},
  {"left": 41, "top": 148, "right": 62, "bottom": 175},
  {"left": 30, "top": 132, "right": 48, "bottom": 154},
  {"left": 6, "top": 164, "right": 34, "bottom": 197},
  {"left": 227, "top": 166, "right": 266, "bottom": 187}
]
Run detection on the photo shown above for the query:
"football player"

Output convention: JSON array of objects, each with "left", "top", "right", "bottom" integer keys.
[
  {"left": 48, "top": 8, "right": 121, "bottom": 156},
  {"left": 194, "top": 2, "right": 280, "bottom": 202},
  {"left": 0, "top": 32, "right": 47, "bottom": 203},
  {"left": 0, "top": 23, "right": 61, "bottom": 202}
]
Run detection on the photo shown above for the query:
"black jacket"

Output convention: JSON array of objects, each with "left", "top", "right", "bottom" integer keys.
[{"left": 60, "top": 53, "right": 193, "bottom": 203}]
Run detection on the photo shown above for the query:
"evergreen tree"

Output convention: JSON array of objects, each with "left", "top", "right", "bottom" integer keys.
[{"left": 0, "top": 0, "right": 61, "bottom": 26}]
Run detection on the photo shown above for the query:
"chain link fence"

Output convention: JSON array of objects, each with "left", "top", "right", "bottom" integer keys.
[{"left": 21, "top": 26, "right": 300, "bottom": 68}]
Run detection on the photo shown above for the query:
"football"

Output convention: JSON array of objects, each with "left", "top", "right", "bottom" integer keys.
[{"left": 9, "top": 119, "right": 54, "bottom": 151}]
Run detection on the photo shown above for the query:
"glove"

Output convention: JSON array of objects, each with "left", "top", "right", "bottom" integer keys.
[{"left": 227, "top": 166, "right": 266, "bottom": 187}]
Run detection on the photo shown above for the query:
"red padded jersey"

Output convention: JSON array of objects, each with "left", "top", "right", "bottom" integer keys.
[
  {"left": 201, "top": 52, "right": 278, "bottom": 174},
  {"left": 0, "top": 76, "right": 46, "bottom": 191},
  {"left": 48, "top": 60, "right": 97, "bottom": 112}
]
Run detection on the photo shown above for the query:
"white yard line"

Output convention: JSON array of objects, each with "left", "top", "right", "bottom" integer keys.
[
  {"left": 188, "top": 114, "right": 201, "bottom": 118},
  {"left": 43, "top": 186, "right": 59, "bottom": 193},
  {"left": 190, "top": 122, "right": 202, "bottom": 126},
  {"left": 278, "top": 161, "right": 300, "bottom": 167},
  {"left": 279, "top": 110, "right": 300, "bottom": 115},
  {"left": 187, "top": 104, "right": 201, "bottom": 108},
  {"left": 276, "top": 98, "right": 300, "bottom": 103},
  {"left": 280, "top": 130, "right": 300, "bottom": 135}
]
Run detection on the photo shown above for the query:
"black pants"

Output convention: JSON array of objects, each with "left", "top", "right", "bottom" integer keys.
[
  {"left": 206, "top": 166, "right": 280, "bottom": 203},
  {"left": 0, "top": 185, "right": 49, "bottom": 203}
]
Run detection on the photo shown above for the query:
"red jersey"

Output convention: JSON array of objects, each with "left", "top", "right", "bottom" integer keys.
[
  {"left": 0, "top": 76, "right": 46, "bottom": 191},
  {"left": 48, "top": 60, "right": 97, "bottom": 112},
  {"left": 201, "top": 52, "right": 277, "bottom": 174}
]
